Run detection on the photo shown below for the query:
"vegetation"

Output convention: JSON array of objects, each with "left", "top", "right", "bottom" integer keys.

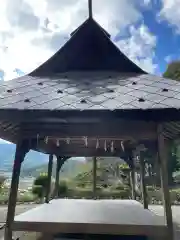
[
  {"left": 167, "top": 141, "right": 180, "bottom": 185},
  {"left": 22, "top": 159, "right": 85, "bottom": 178},
  {"left": 163, "top": 60, "right": 180, "bottom": 81},
  {"left": 1, "top": 155, "right": 180, "bottom": 205},
  {"left": 32, "top": 174, "right": 50, "bottom": 200},
  {"left": 0, "top": 175, "right": 6, "bottom": 191},
  {"left": 0, "top": 191, "right": 36, "bottom": 205},
  {"left": 163, "top": 62, "right": 180, "bottom": 185},
  {"left": 30, "top": 159, "right": 180, "bottom": 205}
]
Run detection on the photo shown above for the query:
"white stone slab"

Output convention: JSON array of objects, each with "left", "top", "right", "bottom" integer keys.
[{"left": 13, "top": 199, "right": 167, "bottom": 237}]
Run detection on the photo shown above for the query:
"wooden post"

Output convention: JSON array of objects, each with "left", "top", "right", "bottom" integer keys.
[
  {"left": 54, "top": 157, "right": 68, "bottom": 198},
  {"left": 139, "top": 153, "right": 148, "bottom": 209},
  {"left": 45, "top": 154, "right": 53, "bottom": 203},
  {"left": 158, "top": 124, "right": 173, "bottom": 240},
  {"left": 4, "top": 140, "right": 29, "bottom": 240},
  {"left": 54, "top": 157, "right": 61, "bottom": 199},
  {"left": 130, "top": 168, "right": 136, "bottom": 200},
  {"left": 92, "top": 157, "right": 97, "bottom": 199}
]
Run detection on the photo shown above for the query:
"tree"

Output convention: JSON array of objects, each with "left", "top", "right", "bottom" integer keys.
[
  {"left": 32, "top": 174, "right": 49, "bottom": 200},
  {"left": 163, "top": 62, "right": 180, "bottom": 185},
  {"left": 58, "top": 181, "right": 68, "bottom": 197},
  {"left": 0, "top": 176, "right": 6, "bottom": 192},
  {"left": 163, "top": 61, "right": 180, "bottom": 81},
  {"left": 32, "top": 185, "right": 44, "bottom": 199},
  {"left": 167, "top": 141, "right": 180, "bottom": 185},
  {"left": 34, "top": 173, "right": 49, "bottom": 188}
]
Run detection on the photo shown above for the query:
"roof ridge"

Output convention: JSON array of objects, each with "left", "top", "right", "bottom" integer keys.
[{"left": 30, "top": 18, "right": 145, "bottom": 76}]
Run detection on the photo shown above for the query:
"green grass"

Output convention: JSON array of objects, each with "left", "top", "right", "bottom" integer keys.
[{"left": 0, "top": 191, "right": 36, "bottom": 205}]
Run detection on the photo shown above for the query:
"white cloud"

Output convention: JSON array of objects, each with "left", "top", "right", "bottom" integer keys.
[
  {"left": 165, "top": 55, "right": 172, "bottom": 63},
  {"left": 143, "top": 0, "right": 151, "bottom": 5},
  {"left": 93, "top": 0, "right": 142, "bottom": 35},
  {"left": 6, "top": 0, "right": 40, "bottom": 31},
  {"left": 0, "top": 0, "right": 156, "bottom": 80},
  {"left": 158, "top": 0, "right": 180, "bottom": 32},
  {"left": 0, "top": 139, "right": 11, "bottom": 144},
  {"left": 141, "top": 0, "right": 159, "bottom": 8},
  {"left": 116, "top": 24, "right": 157, "bottom": 73}
]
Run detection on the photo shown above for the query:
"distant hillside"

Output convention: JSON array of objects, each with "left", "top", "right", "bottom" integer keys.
[
  {"left": 0, "top": 144, "right": 49, "bottom": 172},
  {"left": 21, "top": 157, "right": 87, "bottom": 178},
  {"left": 0, "top": 143, "right": 126, "bottom": 180},
  {"left": 21, "top": 158, "right": 125, "bottom": 179},
  {"left": 74, "top": 157, "right": 127, "bottom": 187}
]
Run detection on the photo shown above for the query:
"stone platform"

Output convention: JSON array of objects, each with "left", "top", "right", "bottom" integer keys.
[{"left": 13, "top": 199, "right": 167, "bottom": 238}]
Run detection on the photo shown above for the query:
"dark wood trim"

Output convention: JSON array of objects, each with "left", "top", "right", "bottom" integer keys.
[
  {"left": 139, "top": 153, "right": 148, "bottom": 209},
  {"left": 130, "top": 169, "right": 136, "bottom": 200},
  {"left": 4, "top": 140, "right": 30, "bottom": 240},
  {"left": 45, "top": 154, "right": 53, "bottom": 203},
  {"left": 21, "top": 121, "right": 157, "bottom": 140},
  {"left": 157, "top": 124, "right": 173, "bottom": 240},
  {"left": 54, "top": 157, "right": 61, "bottom": 199},
  {"left": 54, "top": 157, "right": 68, "bottom": 198},
  {"left": 1, "top": 108, "right": 180, "bottom": 122},
  {"left": 92, "top": 157, "right": 97, "bottom": 199}
]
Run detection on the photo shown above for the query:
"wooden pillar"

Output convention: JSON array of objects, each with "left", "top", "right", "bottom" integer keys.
[
  {"left": 45, "top": 154, "right": 53, "bottom": 203},
  {"left": 130, "top": 168, "right": 136, "bottom": 200},
  {"left": 158, "top": 124, "right": 173, "bottom": 240},
  {"left": 4, "top": 140, "right": 29, "bottom": 240},
  {"left": 54, "top": 157, "right": 61, "bottom": 199},
  {"left": 139, "top": 153, "right": 148, "bottom": 209},
  {"left": 92, "top": 157, "right": 97, "bottom": 199},
  {"left": 54, "top": 157, "right": 68, "bottom": 198}
]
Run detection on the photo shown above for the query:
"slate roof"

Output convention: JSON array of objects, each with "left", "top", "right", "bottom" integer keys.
[
  {"left": 30, "top": 18, "right": 144, "bottom": 76},
  {"left": 0, "top": 72, "right": 180, "bottom": 111},
  {"left": 0, "top": 17, "right": 178, "bottom": 114}
]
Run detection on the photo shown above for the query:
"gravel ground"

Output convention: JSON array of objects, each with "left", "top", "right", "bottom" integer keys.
[
  {"left": 0, "top": 204, "right": 39, "bottom": 240},
  {"left": 0, "top": 204, "right": 180, "bottom": 239},
  {"left": 149, "top": 205, "right": 180, "bottom": 240}
]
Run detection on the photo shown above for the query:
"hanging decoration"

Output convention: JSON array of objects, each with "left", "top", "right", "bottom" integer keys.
[
  {"left": 96, "top": 139, "right": 99, "bottom": 149},
  {"left": 40, "top": 136, "right": 127, "bottom": 153},
  {"left": 121, "top": 141, "right": 125, "bottom": 152},
  {"left": 104, "top": 140, "right": 107, "bottom": 151},
  {"left": 111, "top": 141, "right": 114, "bottom": 153},
  {"left": 56, "top": 138, "right": 60, "bottom": 147},
  {"left": 83, "top": 136, "right": 88, "bottom": 147},
  {"left": 66, "top": 137, "right": 70, "bottom": 144},
  {"left": 45, "top": 136, "right": 49, "bottom": 144}
]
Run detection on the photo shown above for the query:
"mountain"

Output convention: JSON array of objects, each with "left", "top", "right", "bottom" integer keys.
[
  {"left": 0, "top": 143, "right": 87, "bottom": 178},
  {"left": 21, "top": 158, "right": 87, "bottom": 178},
  {"left": 0, "top": 143, "right": 50, "bottom": 172},
  {"left": 0, "top": 143, "right": 125, "bottom": 179}
]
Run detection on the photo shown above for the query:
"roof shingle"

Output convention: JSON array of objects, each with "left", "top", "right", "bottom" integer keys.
[{"left": 1, "top": 73, "right": 180, "bottom": 111}]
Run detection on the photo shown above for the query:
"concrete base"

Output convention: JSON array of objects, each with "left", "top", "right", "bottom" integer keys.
[{"left": 13, "top": 199, "right": 167, "bottom": 238}]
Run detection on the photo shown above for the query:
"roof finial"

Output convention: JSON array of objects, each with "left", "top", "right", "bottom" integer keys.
[{"left": 88, "top": 0, "right": 93, "bottom": 18}]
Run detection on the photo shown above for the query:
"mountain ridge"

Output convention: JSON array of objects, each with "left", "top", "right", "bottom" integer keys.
[
  {"left": 0, "top": 144, "right": 49, "bottom": 172},
  {"left": 0, "top": 144, "right": 87, "bottom": 178}
]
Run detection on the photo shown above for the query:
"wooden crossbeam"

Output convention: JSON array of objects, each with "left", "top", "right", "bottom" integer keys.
[{"left": 21, "top": 121, "right": 157, "bottom": 140}]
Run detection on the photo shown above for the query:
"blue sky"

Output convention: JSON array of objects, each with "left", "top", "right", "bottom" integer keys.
[
  {"left": 140, "top": 1, "right": 180, "bottom": 74},
  {"left": 0, "top": 0, "right": 179, "bottom": 82}
]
